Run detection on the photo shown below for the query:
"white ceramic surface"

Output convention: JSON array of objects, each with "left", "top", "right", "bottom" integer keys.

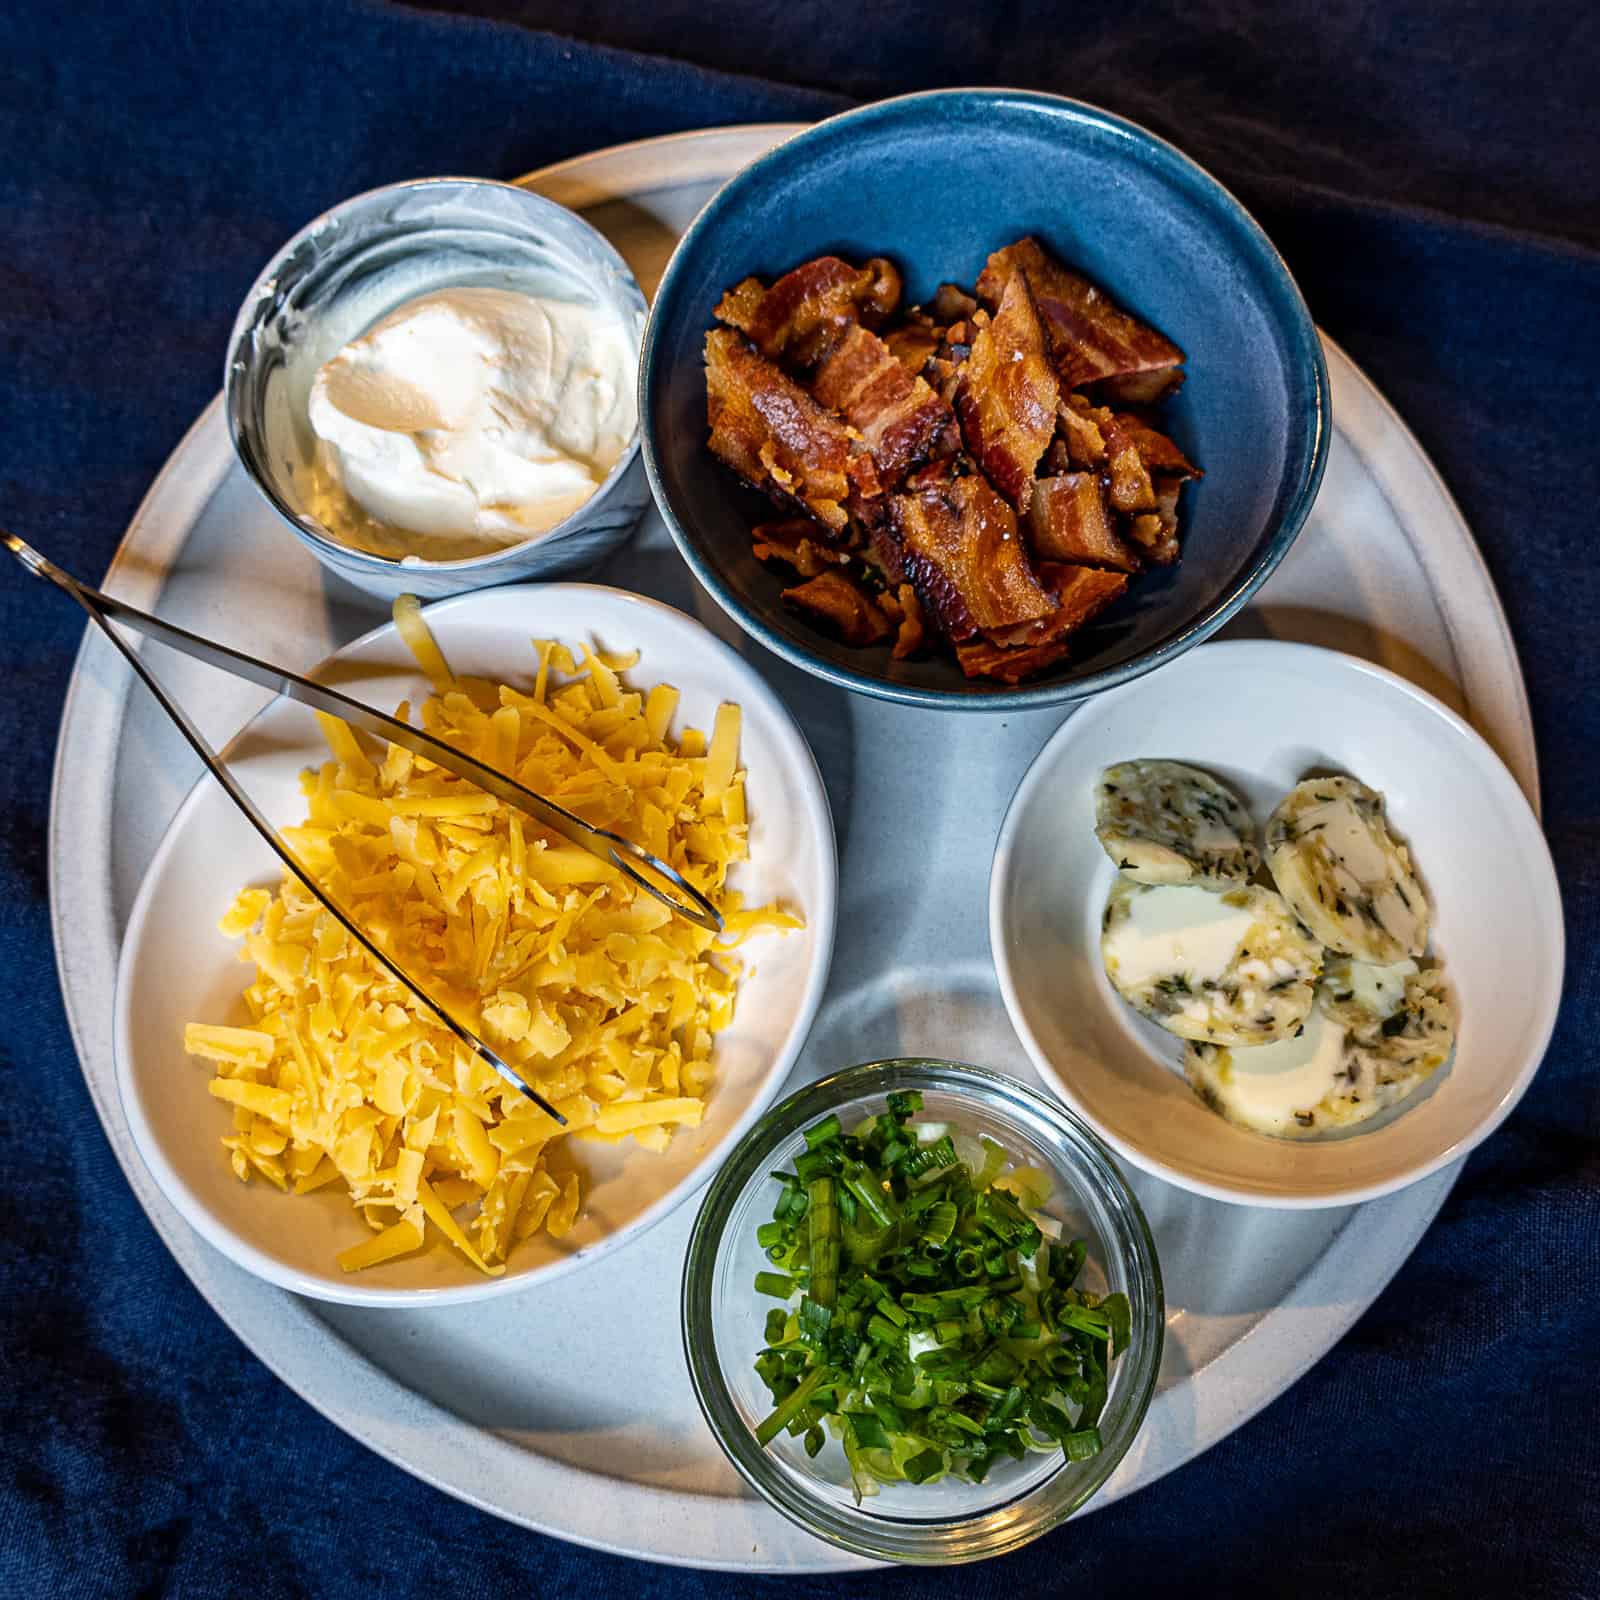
[
  {"left": 990, "top": 641, "right": 1562, "bottom": 1207},
  {"left": 113, "top": 584, "right": 836, "bottom": 1305},
  {"left": 45, "top": 126, "right": 1543, "bottom": 1573}
]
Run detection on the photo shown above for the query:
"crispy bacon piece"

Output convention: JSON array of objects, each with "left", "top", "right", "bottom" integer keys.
[
  {"left": 714, "top": 277, "right": 766, "bottom": 336},
  {"left": 705, "top": 329, "right": 880, "bottom": 535},
  {"left": 1027, "top": 475, "right": 1141, "bottom": 572},
  {"left": 955, "top": 272, "right": 1059, "bottom": 512},
  {"left": 956, "top": 563, "right": 1129, "bottom": 681},
  {"left": 1057, "top": 395, "right": 1111, "bottom": 467},
  {"left": 1101, "top": 414, "right": 1158, "bottom": 515},
  {"left": 890, "top": 582, "right": 925, "bottom": 659},
  {"left": 750, "top": 518, "right": 852, "bottom": 578},
  {"left": 862, "top": 520, "right": 908, "bottom": 586},
  {"left": 931, "top": 283, "right": 979, "bottom": 322},
  {"left": 978, "top": 238, "right": 1184, "bottom": 399},
  {"left": 1111, "top": 413, "right": 1201, "bottom": 479},
  {"left": 1128, "top": 473, "right": 1186, "bottom": 564},
  {"left": 782, "top": 571, "right": 892, "bottom": 646},
  {"left": 715, "top": 256, "right": 901, "bottom": 369},
  {"left": 884, "top": 315, "right": 942, "bottom": 376},
  {"left": 922, "top": 313, "right": 983, "bottom": 405},
  {"left": 813, "top": 324, "right": 954, "bottom": 483},
  {"left": 891, "top": 472, "right": 1054, "bottom": 641}
]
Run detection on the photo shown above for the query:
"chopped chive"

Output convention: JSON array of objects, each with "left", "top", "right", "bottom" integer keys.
[
  {"left": 804, "top": 1113, "right": 842, "bottom": 1150},
  {"left": 746, "top": 1105, "right": 1127, "bottom": 1493},
  {"left": 807, "top": 1176, "right": 840, "bottom": 1309},
  {"left": 755, "top": 1365, "right": 832, "bottom": 1446},
  {"left": 1063, "top": 1428, "right": 1103, "bottom": 1462}
]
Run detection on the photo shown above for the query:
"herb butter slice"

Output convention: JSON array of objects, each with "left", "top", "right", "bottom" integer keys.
[
  {"left": 1184, "top": 966, "right": 1455, "bottom": 1137},
  {"left": 1265, "top": 777, "right": 1428, "bottom": 963},
  {"left": 1100, "top": 879, "right": 1321, "bottom": 1046},
  {"left": 1094, "top": 760, "right": 1260, "bottom": 888}
]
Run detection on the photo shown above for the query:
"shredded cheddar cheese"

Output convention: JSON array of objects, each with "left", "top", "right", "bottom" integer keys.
[{"left": 186, "top": 602, "right": 802, "bottom": 1276}]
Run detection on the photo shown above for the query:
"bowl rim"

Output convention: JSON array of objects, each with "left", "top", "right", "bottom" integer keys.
[
  {"left": 680, "top": 1057, "right": 1165, "bottom": 1563},
  {"left": 111, "top": 581, "right": 840, "bottom": 1306},
  {"left": 223, "top": 174, "right": 648, "bottom": 576},
  {"left": 639, "top": 85, "right": 1332, "bottom": 711},
  {"left": 987, "top": 637, "right": 1567, "bottom": 1208}
]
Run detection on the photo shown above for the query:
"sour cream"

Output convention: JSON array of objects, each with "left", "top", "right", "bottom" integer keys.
[{"left": 305, "top": 285, "right": 637, "bottom": 562}]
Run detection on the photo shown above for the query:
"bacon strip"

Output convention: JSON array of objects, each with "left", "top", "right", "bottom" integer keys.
[
  {"left": 891, "top": 473, "right": 1054, "bottom": 641},
  {"left": 978, "top": 238, "right": 1184, "bottom": 399},
  {"left": 705, "top": 329, "right": 880, "bottom": 536},
  {"left": 955, "top": 272, "right": 1059, "bottom": 512},
  {"left": 813, "top": 324, "right": 954, "bottom": 484},
  {"left": 956, "top": 564, "right": 1129, "bottom": 681},
  {"left": 1027, "top": 475, "right": 1141, "bottom": 572},
  {"left": 782, "top": 571, "right": 892, "bottom": 646},
  {"left": 715, "top": 256, "right": 901, "bottom": 369}
]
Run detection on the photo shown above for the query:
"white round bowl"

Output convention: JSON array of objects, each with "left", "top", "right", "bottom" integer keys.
[
  {"left": 114, "top": 584, "right": 837, "bottom": 1303},
  {"left": 989, "top": 640, "right": 1563, "bottom": 1208}
]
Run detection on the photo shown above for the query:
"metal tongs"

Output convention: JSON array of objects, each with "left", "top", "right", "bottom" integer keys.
[{"left": 8, "top": 532, "right": 726, "bottom": 1125}]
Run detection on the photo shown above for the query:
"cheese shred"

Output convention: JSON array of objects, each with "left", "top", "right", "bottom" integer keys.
[{"left": 186, "top": 600, "right": 800, "bottom": 1276}]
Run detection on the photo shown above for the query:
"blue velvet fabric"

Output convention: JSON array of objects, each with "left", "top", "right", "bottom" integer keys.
[{"left": 2, "top": 3, "right": 1596, "bottom": 1594}]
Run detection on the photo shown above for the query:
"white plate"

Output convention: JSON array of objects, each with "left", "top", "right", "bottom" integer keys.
[
  {"left": 47, "top": 125, "right": 1542, "bottom": 1573},
  {"left": 991, "top": 640, "right": 1562, "bottom": 1206},
  {"left": 113, "top": 584, "right": 836, "bottom": 1304}
]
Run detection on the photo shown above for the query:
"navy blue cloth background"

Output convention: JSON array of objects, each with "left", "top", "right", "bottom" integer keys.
[{"left": 2, "top": 2, "right": 1596, "bottom": 1594}]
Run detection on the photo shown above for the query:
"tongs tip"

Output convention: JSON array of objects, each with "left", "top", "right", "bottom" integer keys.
[{"left": 3, "top": 530, "right": 51, "bottom": 578}]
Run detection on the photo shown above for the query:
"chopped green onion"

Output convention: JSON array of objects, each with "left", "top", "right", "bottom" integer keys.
[
  {"left": 845, "top": 1410, "right": 890, "bottom": 1450},
  {"left": 755, "top": 1365, "right": 832, "bottom": 1446},
  {"left": 920, "top": 1200, "right": 957, "bottom": 1247},
  {"left": 1101, "top": 1292, "right": 1132, "bottom": 1357},
  {"left": 798, "top": 1296, "right": 833, "bottom": 1345},
  {"left": 905, "top": 1134, "right": 957, "bottom": 1180},
  {"left": 840, "top": 1160, "right": 895, "bottom": 1229},
  {"left": 804, "top": 1114, "right": 843, "bottom": 1150},
  {"left": 794, "top": 1147, "right": 833, "bottom": 1184},
  {"left": 745, "top": 1103, "right": 1127, "bottom": 1497},
  {"left": 1064, "top": 1427, "right": 1103, "bottom": 1462},
  {"left": 973, "top": 1136, "right": 1007, "bottom": 1189},
  {"left": 807, "top": 1175, "right": 840, "bottom": 1308}
]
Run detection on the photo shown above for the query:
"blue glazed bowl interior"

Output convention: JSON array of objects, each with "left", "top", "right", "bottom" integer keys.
[{"left": 642, "top": 91, "right": 1328, "bottom": 708}]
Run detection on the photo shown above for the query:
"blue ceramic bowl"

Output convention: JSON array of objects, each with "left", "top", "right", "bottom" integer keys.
[{"left": 641, "top": 91, "right": 1329, "bottom": 709}]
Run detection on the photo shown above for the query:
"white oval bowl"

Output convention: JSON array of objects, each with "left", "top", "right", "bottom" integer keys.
[
  {"left": 989, "top": 640, "right": 1563, "bottom": 1208},
  {"left": 114, "top": 584, "right": 837, "bottom": 1303}
]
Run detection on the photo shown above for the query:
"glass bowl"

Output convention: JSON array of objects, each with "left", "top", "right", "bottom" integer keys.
[
  {"left": 224, "top": 177, "right": 650, "bottom": 601},
  {"left": 681, "top": 1059, "right": 1163, "bottom": 1563}
]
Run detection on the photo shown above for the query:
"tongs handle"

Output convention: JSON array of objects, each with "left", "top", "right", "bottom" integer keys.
[{"left": 9, "top": 531, "right": 729, "bottom": 1124}]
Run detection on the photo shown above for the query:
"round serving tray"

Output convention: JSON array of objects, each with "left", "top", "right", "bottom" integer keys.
[{"left": 49, "top": 124, "right": 1538, "bottom": 1573}]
